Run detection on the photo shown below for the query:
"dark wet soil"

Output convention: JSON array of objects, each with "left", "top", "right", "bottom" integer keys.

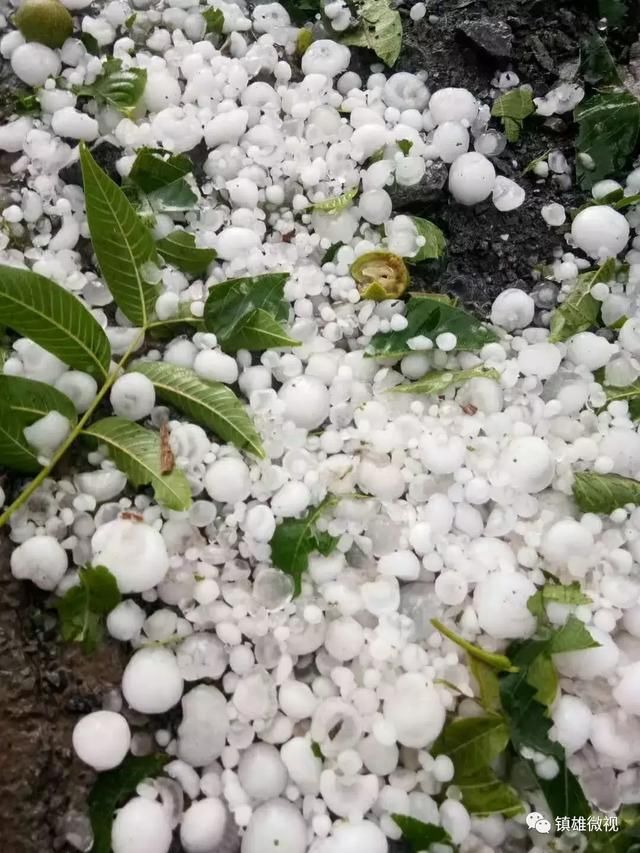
[{"left": 1, "top": 1, "right": 639, "bottom": 852}]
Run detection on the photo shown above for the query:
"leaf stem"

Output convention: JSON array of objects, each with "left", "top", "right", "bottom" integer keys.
[{"left": 0, "top": 330, "right": 145, "bottom": 528}]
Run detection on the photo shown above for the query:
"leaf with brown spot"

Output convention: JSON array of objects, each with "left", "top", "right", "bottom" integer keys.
[{"left": 159, "top": 423, "right": 175, "bottom": 474}]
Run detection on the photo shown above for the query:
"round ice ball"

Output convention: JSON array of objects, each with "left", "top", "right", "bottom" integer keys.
[
  {"left": 429, "top": 87, "right": 479, "bottom": 125},
  {"left": 110, "top": 373, "right": 156, "bottom": 421},
  {"left": 204, "top": 457, "right": 251, "bottom": 503},
  {"left": 571, "top": 206, "right": 630, "bottom": 259},
  {"left": 72, "top": 710, "right": 131, "bottom": 771},
  {"left": 473, "top": 571, "right": 537, "bottom": 639},
  {"left": 10, "top": 534, "right": 68, "bottom": 590},
  {"left": 237, "top": 743, "right": 288, "bottom": 801},
  {"left": 448, "top": 153, "right": 496, "bottom": 205},
  {"left": 383, "top": 673, "right": 445, "bottom": 747},
  {"left": 111, "top": 798, "right": 172, "bottom": 853},
  {"left": 278, "top": 375, "right": 330, "bottom": 430},
  {"left": 241, "top": 799, "right": 307, "bottom": 853},
  {"left": 122, "top": 647, "right": 183, "bottom": 713},
  {"left": 180, "top": 798, "right": 228, "bottom": 853},
  {"left": 499, "top": 436, "right": 555, "bottom": 493},
  {"left": 301, "top": 40, "right": 350, "bottom": 77},
  {"left": 91, "top": 518, "right": 169, "bottom": 593}
]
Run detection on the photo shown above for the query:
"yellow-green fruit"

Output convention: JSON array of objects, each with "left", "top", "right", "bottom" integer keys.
[{"left": 15, "top": 0, "right": 73, "bottom": 49}]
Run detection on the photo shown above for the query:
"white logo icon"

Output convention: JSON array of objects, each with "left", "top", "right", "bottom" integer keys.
[{"left": 526, "top": 812, "right": 551, "bottom": 834}]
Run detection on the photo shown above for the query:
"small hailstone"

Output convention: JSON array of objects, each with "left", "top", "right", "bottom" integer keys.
[
  {"left": 107, "top": 599, "right": 146, "bottom": 641},
  {"left": 241, "top": 800, "right": 307, "bottom": 853},
  {"left": 492, "top": 176, "right": 525, "bottom": 212},
  {"left": 324, "top": 616, "right": 365, "bottom": 661},
  {"left": 180, "top": 798, "right": 228, "bottom": 853},
  {"left": 613, "top": 662, "right": 640, "bottom": 714},
  {"left": 473, "top": 572, "right": 537, "bottom": 639},
  {"left": 383, "top": 673, "right": 445, "bottom": 747},
  {"left": 11, "top": 42, "right": 61, "bottom": 86},
  {"left": 541, "top": 519, "right": 594, "bottom": 565},
  {"left": 10, "top": 535, "right": 68, "bottom": 590},
  {"left": 204, "top": 457, "right": 251, "bottom": 503},
  {"left": 541, "top": 202, "right": 566, "bottom": 226},
  {"left": 51, "top": 107, "right": 99, "bottom": 141},
  {"left": 567, "top": 332, "right": 615, "bottom": 370},
  {"left": 410, "top": 2, "right": 427, "bottom": 20},
  {"left": 571, "top": 206, "right": 630, "bottom": 259},
  {"left": 122, "top": 647, "right": 183, "bottom": 714},
  {"left": 111, "top": 798, "right": 172, "bottom": 853},
  {"left": 178, "top": 685, "right": 228, "bottom": 765},
  {"left": 278, "top": 375, "right": 330, "bottom": 430},
  {"left": 72, "top": 710, "right": 131, "bottom": 771},
  {"left": 432, "top": 121, "right": 470, "bottom": 163},
  {"left": 592, "top": 179, "right": 623, "bottom": 200},
  {"left": 110, "top": 373, "right": 156, "bottom": 421},
  {"left": 440, "top": 800, "right": 471, "bottom": 844},
  {"left": 55, "top": 371, "right": 98, "bottom": 413},
  {"left": 448, "top": 152, "right": 496, "bottom": 205},
  {"left": 75, "top": 470, "right": 127, "bottom": 502},
  {"left": 499, "top": 436, "right": 554, "bottom": 492},
  {"left": 91, "top": 518, "right": 169, "bottom": 593},
  {"left": 429, "top": 87, "right": 479, "bottom": 125},
  {"left": 435, "top": 332, "right": 457, "bottom": 351},
  {"left": 23, "top": 410, "right": 71, "bottom": 456},
  {"left": 194, "top": 350, "right": 239, "bottom": 385},
  {"left": 237, "top": 743, "right": 288, "bottom": 800},
  {"left": 491, "top": 288, "right": 535, "bottom": 331},
  {"left": 383, "top": 72, "right": 430, "bottom": 111},
  {"left": 244, "top": 505, "right": 276, "bottom": 542},
  {"left": 551, "top": 695, "right": 592, "bottom": 753},
  {"left": 325, "top": 820, "right": 388, "bottom": 853},
  {"left": 301, "top": 39, "right": 351, "bottom": 77}
]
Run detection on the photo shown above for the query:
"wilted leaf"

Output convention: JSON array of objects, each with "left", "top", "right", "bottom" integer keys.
[
  {"left": 393, "top": 366, "right": 499, "bottom": 396},
  {"left": 0, "top": 265, "right": 111, "bottom": 380},
  {"left": 368, "top": 296, "right": 498, "bottom": 359},
  {"left": 573, "top": 470, "right": 640, "bottom": 513},
  {"left": 340, "top": 0, "right": 403, "bottom": 66},
  {"left": 80, "top": 143, "right": 158, "bottom": 327},
  {"left": 76, "top": 58, "right": 146, "bottom": 115},
  {"left": 84, "top": 417, "right": 192, "bottom": 510},
  {"left": 156, "top": 231, "right": 216, "bottom": 275},
  {"left": 130, "top": 361, "right": 265, "bottom": 458},
  {"left": 159, "top": 422, "right": 174, "bottom": 474},
  {"left": 391, "top": 815, "right": 451, "bottom": 852},
  {"left": 55, "top": 565, "right": 121, "bottom": 653},
  {"left": 409, "top": 217, "right": 447, "bottom": 263},
  {"left": 548, "top": 258, "right": 616, "bottom": 342},
  {"left": 271, "top": 497, "right": 339, "bottom": 596},
  {"left": 88, "top": 754, "right": 169, "bottom": 853},
  {"left": 311, "top": 186, "right": 358, "bottom": 214},
  {"left": 575, "top": 91, "right": 640, "bottom": 188}
]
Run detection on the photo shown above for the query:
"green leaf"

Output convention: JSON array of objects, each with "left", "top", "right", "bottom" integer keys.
[
  {"left": 0, "top": 265, "right": 111, "bottom": 380},
  {"left": 270, "top": 497, "right": 339, "bottom": 596},
  {"left": 321, "top": 242, "right": 344, "bottom": 264},
  {"left": 549, "top": 615, "right": 600, "bottom": 654},
  {"left": 84, "top": 417, "right": 192, "bottom": 511},
  {"left": 88, "top": 753, "right": 169, "bottom": 853},
  {"left": 80, "top": 32, "right": 100, "bottom": 55},
  {"left": 221, "top": 308, "right": 301, "bottom": 352},
  {"left": 613, "top": 193, "right": 640, "bottom": 210},
  {"left": 523, "top": 149, "right": 552, "bottom": 175},
  {"left": 548, "top": 258, "right": 616, "bottom": 343},
  {"left": 598, "top": 0, "right": 628, "bottom": 27},
  {"left": 76, "top": 58, "right": 147, "bottom": 116},
  {"left": 397, "top": 139, "right": 413, "bottom": 156},
  {"left": 432, "top": 716, "right": 510, "bottom": 776},
  {"left": 524, "top": 652, "right": 558, "bottom": 707},
  {"left": 391, "top": 815, "right": 451, "bottom": 852},
  {"left": 130, "top": 362, "right": 264, "bottom": 458},
  {"left": 469, "top": 657, "right": 502, "bottom": 712},
  {"left": 129, "top": 149, "right": 192, "bottom": 193},
  {"left": 147, "top": 179, "right": 198, "bottom": 213},
  {"left": 0, "top": 375, "right": 77, "bottom": 473},
  {"left": 491, "top": 88, "right": 535, "bottom": 142},
  {"left": 527, "top": 581, "right": 592, "bottom": 621},
  {"left": 202, "top": 7, "right": 224, "bottom": 33},
  {"left": 573, "top": 470, "right": 640, "bottom": 513},
  {"left": 311, "top": 186, "right": 358, "bottom": 214},
  {"left": 156, "top": 231, "right": 216, "bottom": 275},
  {"left": 536, "top": 757, "right": 590, "bottom": 821},
  {"left": 431, "top": 618, "right": 516, "bottom": 672},
  {"left": 279, "top": 0, "right": 322, "bottom": 26},
  {"left": 340, "top": 0, "right": 403, "bottom": 67},
  {"left": 581, "top": 33, "right": 622, "bottom": 86},
  {"left": 203, "top": 273, "right": 292, "bottom": 352},
  {"left": 499, "top": 668, "right": 563, "bottom": 759},
  {"left": 393, "top": 366, "right": 499, "bottom": 396},
  {"left": 456, "top": 767, "right": 523, "bottom": 818},
  {"left": 80, "top": 142, "right": 158, "bottom": 327},
  {"left": 601, "top": 377, "right": 640, "bottom": 414},
  {"left": 13, "top": 91, "right": 40, "bottom": 115},
  {"left": 575, "top": 91, "right": 640, "bottom": 189},
  {"left": 408, "top": 217, "right": 447, "bottom": 263},
  {"left": 367, "top": 296, "right": 498, "bottom": 359},
  {"left": 55, "top": 565, "right": 121, "bottom": 653}
]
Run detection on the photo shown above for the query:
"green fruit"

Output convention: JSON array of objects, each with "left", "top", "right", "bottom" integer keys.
[{"left": 15, "top": 0, "right": 73, "bottom": 50}]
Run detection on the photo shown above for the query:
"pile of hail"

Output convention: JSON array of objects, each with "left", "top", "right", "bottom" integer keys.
[{"left": 2, "top": 0, "right": 640, "bottom": 852}]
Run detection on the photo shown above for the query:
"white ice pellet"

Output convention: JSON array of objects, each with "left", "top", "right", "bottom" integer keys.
[
  {"left": 204, "top": 457, "right": 251, "bottom": 503},
  {"left": 237, "top": 743, "right": 288, "bottom": 800},
  {"left": 491, "top": 288, "right": 535, "bottom": 330},
  {"left": 542, "top": 202, "right": 566, "bottom": 226},
  {"left": 112, "top": 798, "right": 172, "bottom": 853},
  {"left": 11, "top": 43, "right": 61, "bottom": 86},
  {"left": 194, "top": 350, "right": 238, "bottom": 384},
  {"left": 429, "top": 87, "right": 478, "bottom": 125},
  {"left": 492, "top": 176, "right": 525, "bottom": 211},
  {"left": 72, "top": 711, "right": 131, "bottom": 771},
  {"left": 92, "top": 518, "right": 169, "bottom": 593},
  {"left": 448, "top": 152, "right": 496, "bottom": 205},
  {"left": 51, "top": 107, "right": 99, "bottom": 141},
  {"left": 551, "top": 695, "right": 592, "bottom": 753},
  {"left": 241, "top": 799, "right": 307, "bottom": 853},
  {"left": 383, "top": 673, "right": 445, "bottom": 747},
  {"left": 23, "top": 411, "right": 71, "bottom": 457},
  {"left": 279, "top": 375, "right": 330, "bottom": 430},
  {"left": 178, "top": 685, "right": 229, "bottom": 765},
  {"left": 122, "top": 647, "right": 183, "bottom": 714},
  {"left": 110, "top": 373, "right": 156, "bottom": 421},
  {"left": 180, "top": 799, "right": 228, "bottom": 853},
  {"left": 571, "top": 206, "right": 630, "bottom": 259},
  {"left": 432, "top": 121, "right": 469, "bottom": 163},
  {"left": 301, "top": 39, "right": 350, "bottom": 77},
  {"left": 10, "top": 535, "right": 68, "bottom": 590},
  {"left": 554, "top": 627, "right": 619, "bottom": 679},
  {"left": 473, "top": 572, "right": 537, "bottom": 639}
]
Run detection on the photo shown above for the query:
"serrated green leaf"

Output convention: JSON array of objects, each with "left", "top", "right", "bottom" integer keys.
[
  {"left": 128, "top": 149, "right": 192, "bottom": 193},
  {"left": 202, "top": 6, "right": 224, "bottom": 33},
  {"left": 432, "top": 715, "right": 510, "bottom": 776},
  {"left": 0, "top": 265, "right": 111, "bottom": 380},
  {"left": 408, "top": 216, "right": 447, "bottom": 263},
  {"left": 311, "top": 186, "right": 358, "bottom": 214},
  {"left": 203, "top": 273, "right": 292, "bottom": 352},
  {"left": 431, "top": 619, "right": 516, "bottom": 672},
  {"left": 573, "top": 470, "right": 640, "bottom": 513},
  {"left": 393, "top": 366, "right": 499, "bottom": 396},
  {"left": 368, "top": 296, "right": 498, "bottom": 359},
  {"left": 492, "top": 88, "right": 534, "bottom": 142},
  {"left": 0, "top": 375, "right": 75, "bottom": 473},
  {"left": 527, "top": 581, "right": 592, "bottom": 621},
  {"left": 550, "top": 615, "right": 600, "bottom": 654},
  {"left": 55, "top": 565, "right": 121, "bottom": 653},
  {"left": 575, "top": 91, "right": 640, "bottom": 189},
  {"left": 88, "top": 753, "right": 169, "bottom": 853},
  {"left": 148, "top": 178, "right": 198, "bottom": 213},
  {"left": 156, "top": 231, "right": 216, "bottom": 275},
  {"left": 499, "top": 667, "right": 563, "bottom": 759},
  {"left": 80, "top": 143, "right": 158, "bottom": 327},
  {"left": 84, "top": 417, "right": 192, "bottom": 510},
  {"left": 548, "top": 258, "right": 616, "bottom": 343},
  {"left": 456, "top": 766, "right": 523, "bottom": 818},
  {"left": 391, "top": 815, "right": 451, "bottom": 851},
  {"left": 221, "top": 308, "right": 301, "bottom": 352},
  {"left": 340, "top": 0, "right": 403, "bottom": 66},
  {"left": 130, "top": 362, "right": 264, "bottom": 458},
  {"left": 77, "top": 58, "right": 146, "bottom": 115},
  {"left": 271, "top": 497, "right": 339, "bottom": 596}
]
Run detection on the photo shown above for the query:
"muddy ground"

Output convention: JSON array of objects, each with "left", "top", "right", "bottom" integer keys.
[{"left": 0, "top": 1, "right": 639, "bottom": 851}]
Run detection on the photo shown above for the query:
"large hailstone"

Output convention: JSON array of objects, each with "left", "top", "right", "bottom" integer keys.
[
  {"left": 383, "top": 673, "right": 445, "bottom": 747},
  {"left": 72, "top": 710, "right": 131, "bottom": 771},
  {"left": 111, "top": 798, "right": 172, "bottom": 853},
  {"left": 91, "top": 518, "right": 169, "bottom": 593},
  {"left": 241, "top": 799, "right": 307, "bottom": 853},
  {"left": 122, "top": 647, "right": 184, "bottom": 714},
  {"left": 473, "top": 571, "right": 537, "bottom": 639},
  {"left": 448, "top": 152, "right": 495, "bottom": 205},
  {"left": 301, "top": 40, "right": 350, "bottom": 77},
  {"left": 571, "top": 206, "right": 630, "bottom": 259},
  {"left": 177, "top": 685, "right": 229, "bottom": 765},
  {"left": 10, "top": 535, "right": 68, "bottom": 590}
]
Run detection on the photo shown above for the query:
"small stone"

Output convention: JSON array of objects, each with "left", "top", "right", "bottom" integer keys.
[{"left": 458, "top": 19, "right": 513, "bottom": 59}]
